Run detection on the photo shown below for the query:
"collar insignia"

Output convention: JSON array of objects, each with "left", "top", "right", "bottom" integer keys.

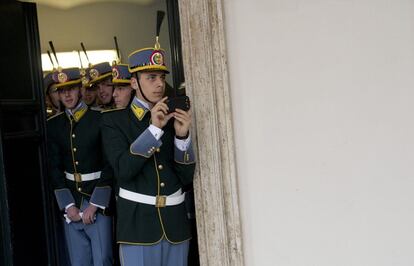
[
  {"left": 131, "top": 104, "right": 146, "bottom": 121},
  {"left": 72, "top": 107, "right": 87, "bottom": 122},
  {"left": 66, "top": 102, "right": 88, "bottom": 122}
]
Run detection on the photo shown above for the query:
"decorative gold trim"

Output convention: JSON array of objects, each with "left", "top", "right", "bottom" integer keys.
[
  {"left": 112, "top": 79, "right": 131, "bottom": 84},
  {"left": 128, "top": 47, "right": 165, "bottom": 58},
  {"left": 76, "top": 182, "right": 92, "bottom": 197},
  {"left": 115, "top": 63, "right": 129, "bottom": 67},
  {"left": 69, "top": 119, "right": 78, "bottom": 174},
  {"left": 164, "top": 237, "right": 192, "bottom": 245},
  {"left": 72, "top": 106, "right": 87, "bottom": 122},
  {"left": 53, "top": 79, "right": 82, "bottom": 89},
  {"left": 153, "top": 155, "right": 161, "bottom": 196},
  {"left": 68, "top": 119, "right": 91, "bottom": 197},
  {"left": 117, "top": 236, "right": 191, "bottom": 246},
  {"left": 129, "top": 144, "right": 152, "bottom": 158},
  {"left": 173, "top": 160, "right": 196, "bottom": 165},
  {"left": 157, "top": 207, "right": 192, "bottom": 244},
  {"left": 47, "top": 112, "right": 64, "bottom": 121},
  {"left": 89, "top": 72, "right": 112, "bottom": 84},
  {"left": 153, "top": 155, "right": 190, "bottom": 244},
  {"left": 128, "top": 64, "right": 168, "bottom": 74},
  {"left": 101, "top": 107, "right": 126, "bottom": 113},
  {"left": 131, "top": 104, "right": 146, "bottom": 121},
  {"left": 117, "top": 236, "right": 164, "bottom": 246}
]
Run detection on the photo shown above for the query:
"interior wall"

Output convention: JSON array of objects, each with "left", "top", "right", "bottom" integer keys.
[
  {"left": 36, "top": 0, "right": 173, "bottom": 82},
  {"left": 224, "top": 1, "right": 414, "bottom": 265}
]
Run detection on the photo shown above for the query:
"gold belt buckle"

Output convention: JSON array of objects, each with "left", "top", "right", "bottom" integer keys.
[
  {"left": 155, "top": 195, "right": 166, "bottom": 208},
  {"left": 74, "top": 173, "right": 82, "bottom": 183}
]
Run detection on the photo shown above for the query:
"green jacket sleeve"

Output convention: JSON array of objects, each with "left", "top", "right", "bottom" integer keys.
[
  {"left": 47, "top": 124, "right": 75, "bottom": 210},
  {"left": 173, "top": 141, "right": 196, "bottom": 186},
  {"left": 101, "top": 114, "right": 158, "bottom": 183},
  {"left": 90, "top": 129, "right": 113, "bottom": 208}
]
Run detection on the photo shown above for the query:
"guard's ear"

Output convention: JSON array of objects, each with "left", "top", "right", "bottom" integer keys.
[{"left": 131, "top": 77, "right": 138, "bottom": 90}]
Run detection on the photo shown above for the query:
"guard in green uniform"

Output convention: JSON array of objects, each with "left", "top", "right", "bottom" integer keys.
[
  {"left": 110, "top": 63, "right": 134, "bottom": 108},
  {"left": 80, "top": 68, "right": 99, "bottom": 107},
  {"left": 87, "top": 62, "right": 115, "bottom": 110},
  {"left": 47, "top": 67, "right": 114, "bottom": 266},
  {"left": 44, "top": 71, "right": 62, "bottom": 117},
  {"left": 100, "top": 34, "right": 196, "bottom": 266}
]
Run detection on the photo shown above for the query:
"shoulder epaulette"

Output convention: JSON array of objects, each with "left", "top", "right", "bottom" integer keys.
[
  {"left": 101, "top": 107, "right": 126, "bottom": 113},
  {"left": 47, "top": 112, "right": 64, "bottom": 121}
]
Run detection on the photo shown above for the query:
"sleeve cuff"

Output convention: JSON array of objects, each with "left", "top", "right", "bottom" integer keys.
[
  {"left": 174, "top": 140, "right": 195, "bottom": 164},
  {"left": 54, "top": 188, "right": 75, "bottom": 210},
  {"left": 65, "top": 203, "right": 75, "bottom": 212},
  {"left": 148, "top": 124, "right": 164, "bottom": 140},
  {"left": 90, "top": 186, "right": 112, "bottom": 208},
  {"left": 130, "top": 128, "right": 163, "bottom": 157},
  {"left": 175, "top": 134, "right": 191, "bottom": 151},
  {"left": 90, "top": 202, "right": 106, "bottom": 210}
]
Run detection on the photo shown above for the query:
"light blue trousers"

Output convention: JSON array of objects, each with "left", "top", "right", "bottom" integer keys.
[
  {"left": 119, "top": 239, "right": 189, "bottom": 266},
  {"left": 63, "top": 206, "right": 113, "bottom": 266}
]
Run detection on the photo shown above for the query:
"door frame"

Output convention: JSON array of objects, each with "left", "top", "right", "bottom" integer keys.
[{"left": 178, "top": 1, "right": 245, "bottom": 265}]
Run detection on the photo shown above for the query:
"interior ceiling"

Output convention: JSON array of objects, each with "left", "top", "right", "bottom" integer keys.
[{"left": 22, "top": 0, "right": 155, "bottom": 9}]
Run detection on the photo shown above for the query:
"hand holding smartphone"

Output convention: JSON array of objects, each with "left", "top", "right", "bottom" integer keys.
[{"left": 166, "top": 95, "right": 190, "bottom": 114}]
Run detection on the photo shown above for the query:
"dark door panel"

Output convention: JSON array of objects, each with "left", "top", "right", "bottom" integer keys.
[{"left": 0, "top": 1, "right": 56, "bottom": 265}]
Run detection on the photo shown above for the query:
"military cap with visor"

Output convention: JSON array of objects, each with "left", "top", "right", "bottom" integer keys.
[
  {"left": 87, "top": 62, "right": 113, "bottom": 85},
  {"left": 47, "top": 67, "right": 82, "bottom": 91}
]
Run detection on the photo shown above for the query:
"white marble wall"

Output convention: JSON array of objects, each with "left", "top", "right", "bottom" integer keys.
[{"left": 224, "top": 0, "right": 414, "bottom": 265}]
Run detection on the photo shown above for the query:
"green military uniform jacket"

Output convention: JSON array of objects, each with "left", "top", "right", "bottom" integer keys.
[
  {"left": 100, "top": 98, "right": 196, "bottom": 244},
  {"left": 47, "top": 102, "right": 113, "bottom": 213}
]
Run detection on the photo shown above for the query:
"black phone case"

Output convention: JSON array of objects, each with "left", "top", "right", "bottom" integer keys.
[{"left": 167, "top": 96, "right": 190, "bottom": 113}]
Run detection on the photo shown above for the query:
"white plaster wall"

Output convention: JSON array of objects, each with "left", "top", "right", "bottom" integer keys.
[
  {"left": 36, "top": 0, "right": 173, "bottom": 81},
  {"left": 224, "top": 1, "right": 414, "bottom": 265}
]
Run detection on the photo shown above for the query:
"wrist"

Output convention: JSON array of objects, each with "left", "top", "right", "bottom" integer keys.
[
  {"left": 176, "top": 131, "right": 189, "bottom": 139},
  {"left": 151, "top": 122, "right": 161, "bottom": 128}
]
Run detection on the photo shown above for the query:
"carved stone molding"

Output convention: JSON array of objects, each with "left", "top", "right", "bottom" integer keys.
[{"left": 178, "top": 0, "right": 244, "bottom": 265}]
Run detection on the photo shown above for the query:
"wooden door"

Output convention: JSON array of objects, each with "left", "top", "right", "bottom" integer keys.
[{"left": 0, "top": 1, "right": 57, "bottom": 265}]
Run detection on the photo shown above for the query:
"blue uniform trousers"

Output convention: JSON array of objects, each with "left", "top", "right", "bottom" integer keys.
[
  {"left": 63, "top": 202, "right": 113, "bottom": 266},
  {"left": 119, "top": 239, "right": 189, "bottom": 266}
]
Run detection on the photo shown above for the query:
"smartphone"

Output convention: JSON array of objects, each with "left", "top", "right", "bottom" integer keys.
[{"left": 166, "top": 95, "right": 190, "bottom": 113}]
